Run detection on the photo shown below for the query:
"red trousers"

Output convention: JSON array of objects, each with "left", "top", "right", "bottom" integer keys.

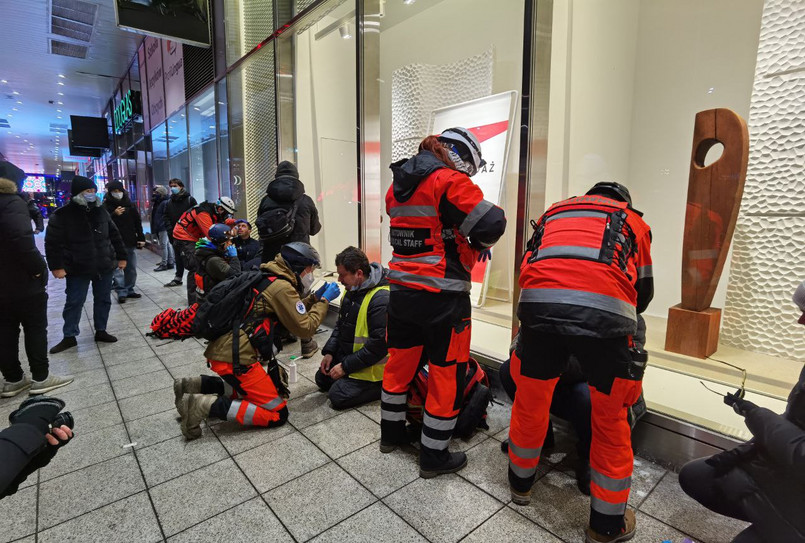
[{"left": 206, "top": 360, "right": 287, "bottom": 427}]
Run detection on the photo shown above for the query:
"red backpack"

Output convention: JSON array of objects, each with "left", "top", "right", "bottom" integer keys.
[
  {"left": 148, "top": 304, "right": 199, "bottom": 340},
  {"left": 407, "top": 357, "right": 492, "bottom": 438}
]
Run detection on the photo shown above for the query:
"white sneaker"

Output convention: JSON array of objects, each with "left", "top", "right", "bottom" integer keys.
[
  {"left": 30, "top": 373, "right": 74, "bottom": 395},
  {"left": 1, "top": 375, "right": 32, "bottom": 397}
]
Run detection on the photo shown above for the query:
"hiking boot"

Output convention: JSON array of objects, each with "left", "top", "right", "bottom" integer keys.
[
  {"left": 576, "top": 462, "right": 591, "bottom": 496},
  {"left": 30, "top": 373, "right": 74, "bottom": 395},
  {"left": 1, "top": 376, "right": 31, "bottom": 398},
  {"left": 510, "top": 487, "right": 532, "bottom": 506},
  {"left": 301, "top": 338, "right": 319, "bottom": 359},
  {"left": 419, "top": 451, "right": 468, "bottom": 478},
  {"left": 94, "top": 331, "right": 118, "bottom": 343},
  {"left": 179, "top": 394, "right": 216, "bottom": 440},
  {"left": 49, "top": 337, "right": 77, "bottom": 354},
  {"left": 500, "top": 439, "right": 509, "bottom": 454},
  {"left": 127, "top": 292, "right": 142, "bottom": 299},
  {"left": 164, "top": 279, "right": 183, "bottom": 287},
  {"left": 586, "top": 509, "right": 636, "bottom": 543},
  {"left": 173, "top": 377, "right": 202, "bottom": 414},
  {"left": 117, "top": 296, "right": 126, "bottom": 304}
]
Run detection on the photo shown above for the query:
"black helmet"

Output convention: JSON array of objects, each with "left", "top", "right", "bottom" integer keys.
[
  {"left": 587, "top": 182, "right": 632, "bottom": 206},
  {"left": 280, "top": 242, "right": 321, "bottom": 273}
]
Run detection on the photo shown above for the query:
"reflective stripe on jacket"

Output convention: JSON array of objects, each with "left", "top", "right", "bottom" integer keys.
[{"left": 349, "top": 285, "right": 390, "bottom": 382}]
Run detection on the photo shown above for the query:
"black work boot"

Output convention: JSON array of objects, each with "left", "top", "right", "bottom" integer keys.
[
  {"left": 576, "top": 461, "right": 591, "bottom": 496},
  {"left": 419, "top": 449, "right": 468, "bottom": 479},
  {"left": 379, "top": 419, "right": 409, "bottom": 453}
]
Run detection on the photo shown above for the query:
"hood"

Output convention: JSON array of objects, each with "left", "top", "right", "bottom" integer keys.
[
  {"left": 390, "top": 150, "right": 448, "bottom": 202},
  {"left": 170, "top": 190, "right": 191, "bottom": 202},
  {"left": 355, "top": 262, "right": 389, "bottom": 292},
  {"left": 194, "top": 238, "right": 222, "bottom": 257},
  {"left": 260, "top": 255, "right": 299, "bottom": 288},
  {"left": 266, "top": 176, "right": 305, "bottom": 203},
  {"left": 0, "top": 178, "right": 17, "bottom": 194}
]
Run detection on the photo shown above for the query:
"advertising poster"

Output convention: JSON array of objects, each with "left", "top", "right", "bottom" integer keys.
[
  {"left": 162, "top": 40, "right": 186, "bottom": 117},
  {"left": 138, "top": 43, "right": 151, "bottom": 133},
  {"left": 114, "top": 0, "right": 211, "bottom": 48},
  {"left": 21, "top": 175, "right": 47, "bottom": 193},
  {"left": 430, "top": 91, "right": 518, "bottom": 307},
  {"left": 144, "top": 36, "right": 166, "bottom": 128}
]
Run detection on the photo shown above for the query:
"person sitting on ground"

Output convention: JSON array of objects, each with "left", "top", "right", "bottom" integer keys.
[
  {"left": 193, "top": 223, "right": 241, "bottom": 303},
  {"left": 678, "top": 281, "right": 805, "bottom": 543},
  {"left": 315, "top": 246, "right": 389, "bottom": 409},
  {"left": 175, "top": 242, "right": 341, "bottom": 439},
  {"left": 103, "top": 180, "right": 145, "bottom": 304},
  {"left": 232, "top": 219, "right": 261, "bottom": 270}
]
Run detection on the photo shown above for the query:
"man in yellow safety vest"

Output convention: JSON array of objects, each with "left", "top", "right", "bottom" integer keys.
[{"left": 315, "top": 246, "right": 390, "bottom": 409}]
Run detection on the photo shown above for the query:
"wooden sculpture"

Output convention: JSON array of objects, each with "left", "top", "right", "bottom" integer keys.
[{"left": 665, "top": 108, "right": 749, "bottom": 359}]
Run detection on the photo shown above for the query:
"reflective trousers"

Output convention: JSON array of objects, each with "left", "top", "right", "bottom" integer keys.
[
  {"left": 508, "top": 326, "right": 643, "bottom": 536},
  {"left": 203, "top": 360, "right": 288, "bottom": 427},
  {"left": 381, "top": 289, "right": 471, "bottom": 467}
]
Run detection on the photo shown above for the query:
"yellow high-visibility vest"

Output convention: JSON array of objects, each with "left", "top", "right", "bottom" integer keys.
[{"left": 348, "top": 285, "right": 389, "bottom": 382}]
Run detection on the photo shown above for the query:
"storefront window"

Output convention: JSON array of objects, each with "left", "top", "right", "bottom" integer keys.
[
  {"left": 217, "top": 79, "right": 231, "bottom": 198},
  {"left": 223, "top": 0, "right": 275, "bottom": 67},
  {"left": 151, "top": 122, "right": 169, "bottom": 186},
  {"left": 167, "top": 108, "right": 190, "bottom": 186},
  {"left": 188, "top": 87, "right": 219, "bottom": 203}
]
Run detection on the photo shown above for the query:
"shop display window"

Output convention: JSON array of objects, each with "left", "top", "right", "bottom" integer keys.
[
  {"left": 188, "top": 87, "right": 219, "bottom": 203},
  {"left": 216, "top": 79, "right": 231, "bottom": 199},
  {"left": 223, "top": 0, "right": 275, "bottom": 67},
  {"left": 167, "top": 108, "right": 190, "bottom": 185},
  {"left": 151, "top": 122, "right": 169, "bottom": 187}
]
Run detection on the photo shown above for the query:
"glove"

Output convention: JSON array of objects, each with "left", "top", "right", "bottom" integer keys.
[
  {"left": 724, "top": 390, "right": 756, "bottom": 416},
  {"left": 226, "top": 245, "right": 237, "bottom": 258},
  {"left": 314, "top": 282, "right": 329, "bottom": 300},
  {"left": 478, "top": 249, "right": 492, "bottom": 262},
  {"left": 233, "top": 362, "right": 251, "bottom": 376},
  {"left": 9, "top": 397, "right": 67, "bottom": 435},
  {"left": 321, "top": 282, "right": 341, "bottom": 302}
]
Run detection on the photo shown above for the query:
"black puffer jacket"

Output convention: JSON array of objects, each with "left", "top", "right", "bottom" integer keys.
[
  {"left": 151, "top": 194, "right": 168, "bottom": 234},
  {"left": 45, "top": 200, "right": 127, "bottom": 276},
  {"left": 322, "top": 263, "right": 390, "bottom": 375},
  {"left": 194, "top": 240, "right": 242, "bottom": 299},
  {"left": 0, "top": 178, "right": 47, "bottom": 300},
  {"left": 103, "top": 193, "right": 144, "bottom": 248},
  {"left": 164, "top": 190, "right": 197, "bottom": 240}
]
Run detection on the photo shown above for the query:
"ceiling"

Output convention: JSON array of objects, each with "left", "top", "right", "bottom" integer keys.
[{"left": 0, "top": 0, "right": 143, "bottom": 176}]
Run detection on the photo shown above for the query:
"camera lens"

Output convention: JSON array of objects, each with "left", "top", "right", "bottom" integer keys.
[{"left": 52, "top": 411, "right": 74, "bottom": 430}]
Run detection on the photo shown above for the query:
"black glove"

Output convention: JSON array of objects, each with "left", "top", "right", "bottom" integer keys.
[
  {"left": 232, "top": 362, "right": 251, "bottom": 376},
  {"left": 724, "top": 389, "right": 757, "bottom": 417},
  {"left": 9, "top": 397, "right": 66, "bottom": 435}
]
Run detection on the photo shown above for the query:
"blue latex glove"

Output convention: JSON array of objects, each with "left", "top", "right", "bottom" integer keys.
[
  {"left": 225, "top": 245, "right": 237, "bottom": 258},
  {"left": 478, "top": 249, "right": 492, "bottom": 262},
  {"left": 314, "top": 282, "right": 329, "bottom": 300},
  {"left": 321, "top": 282, "right": 341, "bottom": 302}
]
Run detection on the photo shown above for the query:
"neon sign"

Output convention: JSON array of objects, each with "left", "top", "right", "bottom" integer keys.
[{"left": 113, "top": 90, "right": 141, "bottom": 133}]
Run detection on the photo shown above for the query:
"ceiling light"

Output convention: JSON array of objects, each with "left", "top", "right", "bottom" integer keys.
[
  {"left": 1, "top": 80, "right": 6, "bottom": 84},
  {"left": 57, "top": 101, "right": 63, "bottom": 105},
  {"left": 7, "top": 114, "right": 12, "bottom": 117},
  {"left": 58, "top": 92, "right": 64, "bottom": 96},
  {"left": 57, "top": 116, "right": 62, "bottom": 119},
  {"left": 59, "top": 74, "right": 65, "bottom": 78},
  {"left": 339, "top": 23, "right": 352, "bottom": 39},
  {"left": 58, "top": 82, "right": 64, "bottom": 86},
  {"left": 403, "top": 0, "right": 416, "bottom": 4},
  {"left": 12, "top": 108, "right": 17, "bottom": 111},
  {"left": 16, "top": 101, "right": 22, "bottom": 104},
  {"left": 12, "top": 91, "right": 19, "bottom": 95},
  {"left": 57, "top": 109, "right": 62, "bottom": 112}
]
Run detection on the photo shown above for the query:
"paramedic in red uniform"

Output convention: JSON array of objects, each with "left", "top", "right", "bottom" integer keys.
[
  {"left": 508, "top": 182, "right": 653, "bottom": 543},
  {"left": 380, "top": 127, "right": 506, "bottom": 478}
]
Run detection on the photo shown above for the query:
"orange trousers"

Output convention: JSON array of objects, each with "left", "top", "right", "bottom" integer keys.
[{"left": 204, "top": 360, "right": 288, "bottom": 427}]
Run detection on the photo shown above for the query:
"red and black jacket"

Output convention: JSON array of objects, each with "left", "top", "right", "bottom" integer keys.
[{"left": 385, "top": 151, "right": 506, "bottom": 294}]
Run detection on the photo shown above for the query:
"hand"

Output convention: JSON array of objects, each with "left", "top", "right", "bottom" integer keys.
[
  {"left": 52, "top": 269, "right": 66, "bottom": 279},
  {"left": 46, "top": 425, "right": 73, "bottom": 446},
  {"left": 118, "top": 260, "right": 127, "bottom": 270},
  {"left": 329, "top": 363, "right": 345, "bottom": 380},
  {"left": 314, "top": 282, "right": 329, "bottom": 300},
  {"left": 478, "top": 249, "right": 492, "bottom": 262},
  {"left": 321, "top": 282, "right": 341, "bottom": 303},
  {"left": 226, "top": 245, "right": 238, "bottom": 258},
  {"left": 320, "top": 354, "right": 333, "bottom": 373},
  {"left": 114, "top": 207, "right": 125, "bottom": 216},
  {"left": 136, "top": 241, "right": 145, "bottom": 249},
  {"left": 724, "top": 390, "right": 757, "bottom": 416}
]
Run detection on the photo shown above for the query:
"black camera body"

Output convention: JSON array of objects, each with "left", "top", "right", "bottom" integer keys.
[{"left": 52, "top": 411, "right": 74, "bottom": 430}]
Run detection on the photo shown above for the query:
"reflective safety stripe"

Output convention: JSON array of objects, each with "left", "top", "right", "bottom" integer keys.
[
  {"left": 420, "top": 434, "right": 450, "bottom": 450},
  {"left": 519, "top": 288, "right": 636, "bottom": 321},
  {"left": 388, "top": 270, "right": 471, "bottom": 292},
  {"left": 390, "top": 255, "right": 442, "bottom": 265},
  {"left": 637, "top": 265, "right": 653, "bottom": 279},
  {"left": 545, "top": 210, "right": 608, "bottom": 223},
  {"left": 536, "top": 245, "right": 600, "bottom": 260},
  {"left": 508, "top": 441, "right": 542, "bottom": 460},
  {"left": 381, "top": 409, "right": 407, "bottom": 422},
  {"left": 260, "top": 397, "right": 284, "bottom": 411},
  {"left": 350, "top": 285, "right": 390, "bottom": 382},
  {"left": 591, "top": 496, "right": 627, "bottom": 516},
  {"left": 381, "top": 391, "right": 407, "bottom": 405},
  {"left": 459, "top": 199, "right": 495, "bottom": 237},
  {"left": 226, "top": 400, "right": 242, "bottom": 421},
  {"left": 423, "top": 413, "right": 457, "bottom": 431},
  {"left": 242, "top": 403, "right": 257, "bottom": 426},
  {"left": 591, "top": 468, "right": 631, "bottom": 492},
  {"left": 389, "top": 205, "right": 437, "bottom": 218},
  {"left": 508, "top": 460, "right": 538, "bottom": 479}
]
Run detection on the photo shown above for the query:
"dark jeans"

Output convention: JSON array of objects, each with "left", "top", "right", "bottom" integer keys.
[
  {"left": 113, "top": 247, "right": 138, "bottom": 298},
  {"left": 170, "top": 238, "right": 185, "bottom": 280},
  {"left": 315, "top": 369, "right": 382, "bottom": 409},
  {"left": 63, "top": 271, "right": 114, "bottom": 338},
  {"left": 175, "top": 239, "right": 197, "bottom": 304},
  {"left": 0, "top": 292, "right": 49, "bottom": 382}
]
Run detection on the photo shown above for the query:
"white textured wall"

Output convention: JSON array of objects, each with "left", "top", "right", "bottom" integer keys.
[{"left": 722, "top": 0, "right": 805, "bottom": 360}]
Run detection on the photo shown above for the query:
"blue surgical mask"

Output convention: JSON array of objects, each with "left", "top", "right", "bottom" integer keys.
[
  {"left": 111, "top": 191, "right": 123, "bottom": 200},
  {"left": 83, "top": 192, "right": 97, "bottom": 203},
  {"left": 170, "top": 187, "right": 180, "bottom": 195}
]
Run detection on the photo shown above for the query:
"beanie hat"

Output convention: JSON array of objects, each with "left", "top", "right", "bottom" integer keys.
[
  {"left": 71, "top": 175, "right": 96, "bottom": 196},
  {"left": 154, "top": 185, "right": 168, "bottom": 196},
  {"left": 793, "top": 281, "right": 805, "bottom": 324},
  {"left": 0, "top": 160, "right": 26, "bottom": 185},
  {"left": 275, "top": 161, "right": 299, "bottom": 181},
  {"left": 106, "top": 180, "right": 124, "bottom": 193}
]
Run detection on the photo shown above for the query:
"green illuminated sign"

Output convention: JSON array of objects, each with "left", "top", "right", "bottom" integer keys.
[{"left": 113, "top": 90, "right": 139, "bottom": 134}]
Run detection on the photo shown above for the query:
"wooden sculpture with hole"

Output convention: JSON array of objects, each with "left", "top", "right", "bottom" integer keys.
[{"left": 665, "top": 108, "right": 749, "bottom": 359}]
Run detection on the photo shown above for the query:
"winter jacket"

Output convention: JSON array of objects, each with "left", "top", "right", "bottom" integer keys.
[
  {"left": 173, "top": 202, "right": 230, "bottom": 242},
  {"left": 164, "top": 190, "right": 197, "bottom": 240},
  {"left": 233, "top": 236, "right": 261, "bottom": 270},
  {"left": 0, "top": 178, "right": 47, "bottom": 300},
  {"left": 45, "top": 200, "right": 127, "bottom": 276},
  {"left": 102, "top": 193, "right": 145, "bottom": 248},
  {"left": 204, "top": 256, "right": 329, "bottom": 364},
  {"left": 19, "top": 193, "right": 44, "bottom": 232},
  {"left": 322, "top": 263, "right": 390, "bottom": 376},
  {"left": 194, "top": 240, "right": 242, "bottom": 300},
  {"left": 258, "top": 177, "right": 321, "bottom": 262},
  {"left": 0, "top": 423, "right": 49, "bottom": 499},
  {"left": 151, "top": 194, "right": 168, "bottom": 234}
]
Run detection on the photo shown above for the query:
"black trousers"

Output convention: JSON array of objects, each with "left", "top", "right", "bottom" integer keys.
[
  {"left": 0, "top": 292, "right": 50, "bottom": 382},
  {"left": 314, "top": 369, "right": 382, "bottom": 409},
  {"left": 175, "top": 239, "right": 197, "bottom": 305}
]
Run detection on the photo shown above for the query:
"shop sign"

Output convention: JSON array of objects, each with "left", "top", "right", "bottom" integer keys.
[{"left": 113, "top": 90, "right": 141, "bottom": 134}]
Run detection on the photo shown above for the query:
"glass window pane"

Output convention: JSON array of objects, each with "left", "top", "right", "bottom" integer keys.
[
  {"left": 224, "top": 0, "right": 275, "bottom": 67},
  {"left": 167, "top": 108, "right": 189, "bottom": 188},
  {"left": 151, "top": 122, "right": 169, "bottom": 186},
  {"left": 188, "top": 87, "right": 218, "bottom": 203},
  {"left": 217, "top": 78, "right": 231, "bottom": 198}
]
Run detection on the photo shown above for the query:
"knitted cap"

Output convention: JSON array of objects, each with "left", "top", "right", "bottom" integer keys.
[
  {"left": 106, "top": 180, "right": 124, "bottom": 192},
  {"left": 154, "top": 185, "right": 168, "bottom": 196},
  {"left": 71, "top": 175, "right": 96, "bottom": 196}
]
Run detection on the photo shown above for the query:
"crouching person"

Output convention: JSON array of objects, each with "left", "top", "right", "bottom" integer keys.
[
  {"left": 315, "top": 247, "right": 389, "bottom": 409},
  {"left": 194, "top": 223, "right": 241, "bottom": 303},
  {"left": 175, "top": 242, "right": 341, "bottom": 439}
]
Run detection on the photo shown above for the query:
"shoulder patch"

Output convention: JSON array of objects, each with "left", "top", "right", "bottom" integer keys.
[{"left": 295, "top": 301, "right": 306, "bottom": 314}]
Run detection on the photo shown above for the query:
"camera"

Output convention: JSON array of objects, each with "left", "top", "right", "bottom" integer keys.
[{"left": 52, "top": 411, "right": 74, "bottom": 430}]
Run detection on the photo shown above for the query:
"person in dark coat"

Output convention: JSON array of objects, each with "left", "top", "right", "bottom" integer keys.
[
  {"left": 18, "top": 192, "right": 44, "bottom": 234},
  {"left": 45, "top": 176, "right": 127, "bottom": 354},
  {"left": 257, "top": 161, "right": 321, "bottom": 264},
  {"left": 0, "top": 161, "right": 73, "bottom": 397},
  {"left": 315, "top": 247, "right": 389, "bottom": 409},
  {"left": 163, "top": 178, "right": 197, "bottom": 287},
  {"left": 679, "top": 282, "right": 805, "bottom": 543},
  {"left": 103, "top": 180, "right": 145, "bottom": 303},
  {"left": 232, "top": 219, "right": 261, "bottom": 270},
  {"left": 151, "top": 185, "right": 174, "bottom": 272},
  {"left": 193, "top": 224, "right": 241, "bottom": 303}
]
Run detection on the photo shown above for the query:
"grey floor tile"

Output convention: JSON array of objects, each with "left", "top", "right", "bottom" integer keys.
[
  {"left": 137, "top": 433, "right": 229, "bottom": 487},
  {"left": 301, "top": 410, "right": 380, "bottom": 459},
  {"left": 44, "top": 381, "right": 115, "bottom": 411},
  {"left": 37, "top": 491, "right": 162, "bottom": 543},
  {"left": 265, "top": 462, "right": 376, "bottom": 542},
  {"left": 40, "top": 423, "right": 131, "bottom": 482},
  {"left": 126, "top": 408, "right": 183, "bottom": 448},
  {"left": 97, "top": 337, "right": 152, "bottom": 356},
  {"left": 449, "top": 430, "right": 490, "bottom": 453},
  {"left": 356, "top": 400, "right": 381, "bottom": 423},
  {"left": 55, "top": 367, "right": 109, "bottom": 393},
  {"left": 632, "top": 511, "right": 693, "bottom": 543},
  {"left": 165, "top": 361, "right": 217, "bottom": 380},
  {"left": 288, "top": 374, "right": 319, "bottom": 398},
  {"left": 639, "top": 472, "right": 749, "bottom": 543},
  {"left": 152, "top": 339, "right": 207, "bottom": 356},
  {"left": 287, "top": 391, "right": 340, "bottom": 429},
  {"left": 0, "top": 485, "right": 36, "bottom": 543},
  {"left": 111, "top": 368, "right": 174, "bottom": 400},
  {"left": 69, "top": 400, "right": 124, "bottom": 436},
  {"left": 337, "top": 442, "right": 420, "bottom": 498},
  {"left": 47, "top": 353, "right": 105, "bottom": 375},
  {"left": 482, "top": 401, "right": 512, "bottom": 437},
  {"left": 106, "top": 356, "right": 166, "bottom": 381},
  {"left": 102, "top": 345, "right": 159, "bottom": 367},
  {"left": 310, "top": 501, "right": 426, "bottom": 543},
  {"left": 38, "top": 454, "right": 146, "bottom": 529},
  {"left": 118, "top": 386, "right": 176, "bottom": 421},
  {"left": 384, "top": 474, "right": 503, "bottom": 543},
  {"left": 462, "top": 507, "right": 562, "bottom": 542},
  {"left": 235, "top": 431, "right": 329, "bottom": 493},
  {"left": 158, "top": 347, "right": 208, "bottom": 369},
  {"left": 211, "top": 419, "right": 295, "bottom": 456},
  {"left": 628, "top": 456, "right": 667, "bottom": 507},
  {"left": 150, "top": 458, "right": 257, "bottom": 537},
  {"left": 167, "top": 497, "right": 291, "bottom": 542}
]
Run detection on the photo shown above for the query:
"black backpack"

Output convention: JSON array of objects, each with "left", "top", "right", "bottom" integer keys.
[{"left": 255, "top": 200, "right": 298, "bottom": 242}]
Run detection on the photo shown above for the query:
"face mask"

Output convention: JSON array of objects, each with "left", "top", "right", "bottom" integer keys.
[
  {"left": 83, "top": 192, "right": 97, "bottom": 203},
  {"left": 300, "top": 272, "right": 315, "bottom": 294},
  {"left": 111, "top": 191, "right": 123, "bottom": 200},
  {"left": 170, "top": 187, "right": 180, "bottom": 195}
]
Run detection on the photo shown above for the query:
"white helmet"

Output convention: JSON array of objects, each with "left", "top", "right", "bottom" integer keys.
[
  {"left": 437, "top": 127, "right": 486, "bottom": 177},
  {"left": 216, "top": 196, "right": 236, "bottom": 215}
]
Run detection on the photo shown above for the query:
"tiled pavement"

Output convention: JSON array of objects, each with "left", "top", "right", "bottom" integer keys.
[{"left": 0, "top": 241, "right": 749, "bottom": 543}]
